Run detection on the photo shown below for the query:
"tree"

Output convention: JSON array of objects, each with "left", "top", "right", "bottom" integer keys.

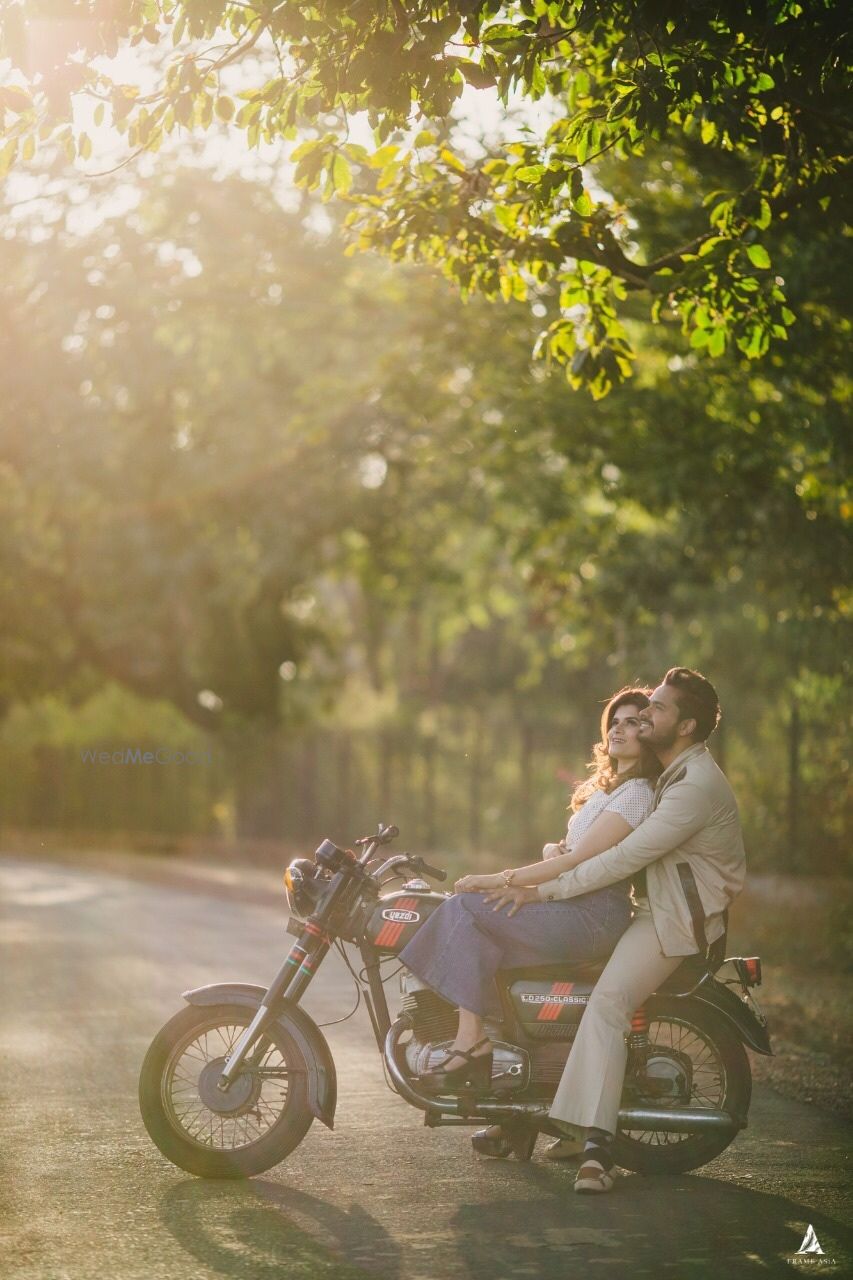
[
  {"left": 2, "top": 2, "right": 850, "bottom": 396},
  {"left": 0, "top": 172, "right": 409, "bottom": 727}
]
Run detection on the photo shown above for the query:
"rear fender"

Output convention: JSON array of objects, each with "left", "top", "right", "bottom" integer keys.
[
  {"left": 182, "top": 982, "right": 337, "bottom": 1128},
  {"left": 654, "top": 978, "right": 773, "bottom": 1056}
]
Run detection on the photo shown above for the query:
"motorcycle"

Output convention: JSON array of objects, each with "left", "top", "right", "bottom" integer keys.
[{"left": 139, "top": 823, "right": 772, "bottom": 1179}]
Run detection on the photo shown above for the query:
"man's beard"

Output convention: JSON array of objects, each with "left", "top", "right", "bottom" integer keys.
[{"left": 641, "top": 724, "right": 679, "bottom": 752}]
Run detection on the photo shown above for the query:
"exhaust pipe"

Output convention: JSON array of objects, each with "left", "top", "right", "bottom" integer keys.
[
  {"left": 384, "top": 1020, "right": 742, "bottom": 1132},
  {"left": 616, "top": 1106, "right": 740, "bottom": 1133}
]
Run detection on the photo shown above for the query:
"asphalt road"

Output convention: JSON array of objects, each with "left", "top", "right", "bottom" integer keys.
[{"left": 2, "top": 851, "right": 851, "bottom": 1280}]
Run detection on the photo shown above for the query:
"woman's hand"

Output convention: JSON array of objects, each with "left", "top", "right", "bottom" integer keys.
[
  {"left": 454, "top": 872, "right": 504, "bottom": 894},
  {"left": 482, "top": 885, "right": 540, "bottom": 916},
  {"left": 543, "top": 839, "right": 569, "bottom": 861}
]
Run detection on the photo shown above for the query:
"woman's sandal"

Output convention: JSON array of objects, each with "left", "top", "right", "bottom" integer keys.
[
  {"left": 573, "top": 1145, "right": 616, "bottom": 1194},
  {"left": 471, "top": 1124, "right": 537, "bottom": 1160},
  {"left": 419, "top": 1038, "right": 493, "bottom": 1091},
  {"left": 471, "top": 1126, "right": 512, "bottom": 1158}
]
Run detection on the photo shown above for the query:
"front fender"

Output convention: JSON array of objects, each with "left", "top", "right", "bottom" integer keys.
[{"left": 182, "top": 982, "right": 337, "bottom": 1129}]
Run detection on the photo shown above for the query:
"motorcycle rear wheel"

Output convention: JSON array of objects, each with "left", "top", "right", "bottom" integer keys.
[
  {"left": 612, "top": 995, "right": 751, "bottom": 1175},
  {"left": 139, "top": 1002, "right": 314, "bottom": 1178}
]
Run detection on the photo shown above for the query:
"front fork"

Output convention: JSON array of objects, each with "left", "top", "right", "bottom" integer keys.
[{"left": 217, "top": 920, "right": 330, "bottom": 1090}]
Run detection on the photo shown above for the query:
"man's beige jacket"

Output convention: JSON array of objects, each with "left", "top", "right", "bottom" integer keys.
[{"left": 536, "top": 743, "right": 746, "bottom": 957}]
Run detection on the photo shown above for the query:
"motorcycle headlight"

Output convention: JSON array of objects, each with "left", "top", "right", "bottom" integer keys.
[{"left": 284, "top": 858, "right": 326, "bottom": 919}]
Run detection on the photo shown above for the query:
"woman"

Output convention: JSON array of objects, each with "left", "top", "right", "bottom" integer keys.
[{"left": 398, "top": 687, "right": 661, "bottom": 1149}]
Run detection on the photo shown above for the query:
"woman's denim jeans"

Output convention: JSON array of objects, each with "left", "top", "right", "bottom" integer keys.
[{"left": 398, "top": 889, "right": 633, "bottom": 1019}]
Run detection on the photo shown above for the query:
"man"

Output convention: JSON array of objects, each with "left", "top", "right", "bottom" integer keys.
[{"left": 486, "top": 667, "right": 746, "bottom": 1193}]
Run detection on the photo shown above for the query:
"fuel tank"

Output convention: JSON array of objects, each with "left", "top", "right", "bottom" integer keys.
[{"left": 365, "top": 886, "right": 448, "bottom": 954}]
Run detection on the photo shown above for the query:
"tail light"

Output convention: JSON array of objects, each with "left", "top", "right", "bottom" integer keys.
[{"left": 734, "top": 957, "right": 762, "bottom": 987}]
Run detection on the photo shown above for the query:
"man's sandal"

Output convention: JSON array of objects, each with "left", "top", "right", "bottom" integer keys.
[
  {"left": 573, "top": 1146, "right": 616, "bottom": 1193},
  {"left": 543, "top": 1136, "right": 586, "bottom": 1161}
]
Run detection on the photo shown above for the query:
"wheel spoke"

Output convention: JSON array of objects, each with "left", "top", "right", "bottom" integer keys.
[
  {"left": 163, "top": 1013, "right": 294, "bottom": 1153},
  {"left": 622, "top": 1014, "right": 729, "bottom": 1147}
]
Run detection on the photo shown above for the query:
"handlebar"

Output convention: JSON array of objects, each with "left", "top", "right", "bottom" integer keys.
[
  {"left": 352, "top": 824, "right": 447, "bottom": 882},
  {"left": 371, "top": 853, "right": 448, "bottom": 884},
  {"left": 409, "top": 855, "right": 448, "bottom": 883}
]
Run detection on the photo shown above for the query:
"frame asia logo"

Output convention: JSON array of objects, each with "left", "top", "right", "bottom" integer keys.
[{"left": 789, "top": 1224, "right": 837, "bottom": 1267}]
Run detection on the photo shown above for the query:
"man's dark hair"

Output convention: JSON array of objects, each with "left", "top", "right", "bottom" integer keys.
[{"left": 663, "top": 667, "right": 721, "bottom": 741}]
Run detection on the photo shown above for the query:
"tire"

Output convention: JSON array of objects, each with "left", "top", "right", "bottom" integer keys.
[
  {"left": 612, "top": 995, "right": 752, "bottom": 1176},
  {"left": 139, "top": 1003, "right": 314, "bottom": 1178}
]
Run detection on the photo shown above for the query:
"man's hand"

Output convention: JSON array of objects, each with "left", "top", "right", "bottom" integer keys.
[
  {"left": 543, "top": 839, "right": 569, "bottom": 861},
  {"left": 454, "top": 872, "right": 504, "bottom": 894},
  {"left": 482, "top": 885, "right": 540, "bottom": 916}
]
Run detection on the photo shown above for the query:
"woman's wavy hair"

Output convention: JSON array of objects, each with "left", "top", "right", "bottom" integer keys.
[{"left": 569, "top": 686, "right": 662, "bottom": 812}]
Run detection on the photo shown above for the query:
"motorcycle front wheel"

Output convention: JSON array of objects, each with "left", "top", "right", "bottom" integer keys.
[
  {"left": 139, "top": 1003, "right": 314, "bottom": 1178},
  {"left": 612, "top": 995, "right": 752, "bottom": 1176}
]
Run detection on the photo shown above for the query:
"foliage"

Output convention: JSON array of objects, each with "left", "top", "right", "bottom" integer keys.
[
  {"left": 0, "top": 152, "right": 849, "bottom": 864},
  {"left": 2, "top": 1, "right": 850, "bottom": 394}
]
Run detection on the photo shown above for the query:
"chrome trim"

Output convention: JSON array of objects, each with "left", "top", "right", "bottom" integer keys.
[
  {"left": 374, "top": 854, "right": 414, "bottom": 880},
  {"left": 669, "top": 969, "right": 714, "bottom": 998},
  {"left": 384, "top": 1019, "right": 545, "bottom": 1117},
  {"left": 383, "top": 1019, "right": 742, "bottom": 1132},
  {"left": 616, "top": 1106, "right": 739, "bottom": 1133}
]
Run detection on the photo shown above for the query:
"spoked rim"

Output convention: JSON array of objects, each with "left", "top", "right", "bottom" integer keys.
[
  {"left": 161, "top": 1015, "right": 293, "bottom": 1152},
  {"left": 622, "top": 1014, "right": 727, "bottom": 1146}
]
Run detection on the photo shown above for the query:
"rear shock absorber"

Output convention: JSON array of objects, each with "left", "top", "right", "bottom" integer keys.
[{"left": 626, "top": 1004, "right": 650, "bottom": 1077}]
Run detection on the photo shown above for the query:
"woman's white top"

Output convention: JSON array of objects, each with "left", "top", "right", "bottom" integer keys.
[{"left": 565, "top": 777, "right": 654, "bottom": 849}]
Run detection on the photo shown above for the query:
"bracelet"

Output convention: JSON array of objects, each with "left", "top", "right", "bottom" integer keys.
[{"left": 501, "top": 867, "right": 516, "bottom": 888}]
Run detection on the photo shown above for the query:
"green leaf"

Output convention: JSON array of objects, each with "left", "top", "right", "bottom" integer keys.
[
  {"left": 514, "top": 164, "right": 545, "bottom": 183},
  {"left": 746, "top": 243, "right": 771, "bottom": 269},
  {"left": 709, "top": 198, "right": 733, "bottom": 229},
  {"left": 215, "top": 96, "right": 235, "bottom": 122},
  {"left": 330, "top": 152, "right": 352, "bottom": 195},
  {"left": 576, "top": 129, "right": 589, "bottom": 165},
  {"left": 0, "top": 139, "right": 17, "bottom": 179},
  {"left": 439, "top": 147, "right": 466, "bottom": 174},
  {"left": 291, "top": 139, "right": 321, "bottom": 163},
  {"left": 708, "top": 328, "right": 726, "bottom": 357},
  {"left": 458, "top": 61, "right": 496, "bottom": 90}
]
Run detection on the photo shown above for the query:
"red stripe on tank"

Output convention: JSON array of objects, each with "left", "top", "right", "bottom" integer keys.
[
  {"left": 374, "top": 898, "right": 419, "bottom": 948},
  {"left": 537, "top": 981, "right": 575, "bottom": 1021}
]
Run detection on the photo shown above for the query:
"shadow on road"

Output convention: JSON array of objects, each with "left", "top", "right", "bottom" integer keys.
[
  {"left": 160, "top": 1165, "right": 851, "bottom": 1280},
  {"left": 448, "top": 1163, "right": 853, "bottom": 1279},
  {"left": 159, "top": 1179, "right": 402, "bottom": 1280}
]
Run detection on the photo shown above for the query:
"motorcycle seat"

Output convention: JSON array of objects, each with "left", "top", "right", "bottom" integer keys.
[
  {"left": 501, "top": 953, "right": 712, "bottom": 991},
  {"left": 500, "top": 959, "right": 608, "bottom": 983}
]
